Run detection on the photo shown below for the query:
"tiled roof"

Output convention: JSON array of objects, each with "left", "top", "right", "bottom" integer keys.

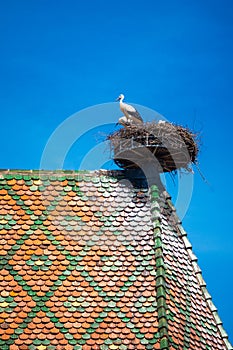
[{"left": 0, "top": 170, "right": 232, "bottom": 350}]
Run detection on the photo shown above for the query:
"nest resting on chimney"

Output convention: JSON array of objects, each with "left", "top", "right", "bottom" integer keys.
[{"left": 108, "top": 122, "right": 199, "bottom": 173}]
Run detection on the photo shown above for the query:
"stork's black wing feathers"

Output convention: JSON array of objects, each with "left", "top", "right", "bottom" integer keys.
[{"left": 127, "top": 109, "right": 143, "bottom": 122}]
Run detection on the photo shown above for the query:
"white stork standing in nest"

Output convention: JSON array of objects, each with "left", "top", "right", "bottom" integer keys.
[{"left": 116, "top": 94, "right": 143, "bottom": 127}]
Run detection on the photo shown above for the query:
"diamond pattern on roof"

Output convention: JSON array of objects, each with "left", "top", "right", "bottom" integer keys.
[{"left": 0, "top": 171, "right": 232, "bottom": 349}]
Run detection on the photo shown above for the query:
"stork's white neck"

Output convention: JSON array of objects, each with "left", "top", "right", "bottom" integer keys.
[{"left": 119, "top": 96, "right": 124, "bottom": 103}]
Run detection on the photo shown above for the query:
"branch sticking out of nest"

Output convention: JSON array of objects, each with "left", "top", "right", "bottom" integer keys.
[{"left": 107, "top": 122, "right": 199, "bottom": 173}]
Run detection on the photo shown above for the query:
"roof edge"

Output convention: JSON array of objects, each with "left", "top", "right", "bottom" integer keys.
[
  {"left": 0, "top": 168, "right": 155, "bottom": 189},
  {"left": 165, "top": 193, "right": 233, "bottom": 350},
  {"left": 0, "top": 169, "right": 120, "bottom": 175}
]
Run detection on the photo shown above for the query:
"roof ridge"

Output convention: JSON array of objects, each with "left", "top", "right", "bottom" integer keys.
[
  {"left": 0, "top": 169, "right": 120, "bottom": 175},
  {"left": 150, "top": 184, "right": 169, "bottom": 350},
  {"left": 0, "top": 169, "right": 149, "bottom": 181},
  {"left": 165, "top": 193, "right": 233, "bottom": 350}
]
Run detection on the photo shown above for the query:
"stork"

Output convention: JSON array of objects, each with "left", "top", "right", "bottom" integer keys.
[{"left": 116, "top": 94, "right": 143, "bottom": 127}]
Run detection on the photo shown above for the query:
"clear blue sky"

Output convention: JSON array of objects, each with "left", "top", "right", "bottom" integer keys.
[{"left": 1, "top": 0, "right": 233, "bottom": 342}]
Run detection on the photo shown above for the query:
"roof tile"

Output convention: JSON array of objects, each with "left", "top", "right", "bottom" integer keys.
[{"left": 0, "top": 170, "right": 231, "bottom": 349}]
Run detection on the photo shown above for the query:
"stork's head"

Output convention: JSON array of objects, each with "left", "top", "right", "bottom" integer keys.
[{"left": 116, "top": 94, "right": 124, "bottom": 102}]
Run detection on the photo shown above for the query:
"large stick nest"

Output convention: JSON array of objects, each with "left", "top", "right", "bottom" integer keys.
[{"left": 108, "top": 122, "right": 199, "bottom": 173}]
